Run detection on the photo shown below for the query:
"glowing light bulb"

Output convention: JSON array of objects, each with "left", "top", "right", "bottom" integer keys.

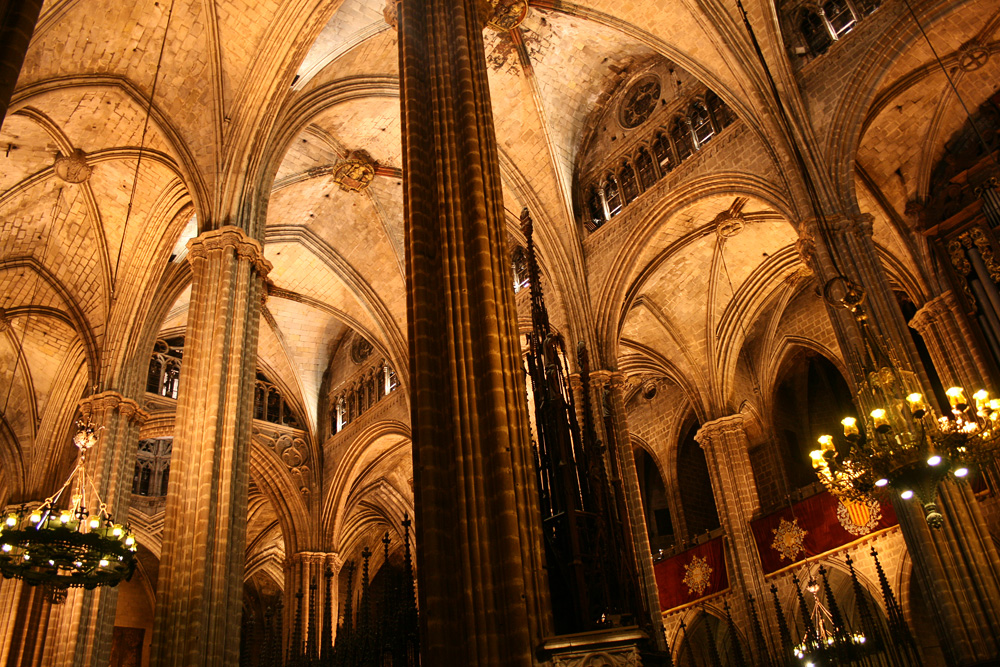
[
  {"left": 4, "top": 514, "right": 16, "bottom": 527},
  {"left": 901, "top": 490, "right": 914, "bottom": 500},
  {"left": 842, "top": 417, "right": 859, "bottom": 438},
  {"left": 973, "top": 389, "right": 989, "bottom": 412},
  {"left": 28, "top": 512, "right": 41, "bottom": 524},
  {"left": 59, "top": 512, "right": 71, "bottom": 524},
  {"left": 955, "top": 467, "right": 969, "bottom": 478},
  {"left": 88, "top": 516, "right": 100, "bottom": 530},
  {"left": 947, "top": 387, "right": 967, "bottom": 409},
  {"left": 1, "top": 544, "right": 11, "bottom": 553},
  {"left": 875, "top": 478, "right": 889, "bottom": 487},
  {"left": 906, "top": 393, "right": 927, "bottom": 417},
  {"left": 927, "top": 455, "right": 942, "bottom": 466},
  {"left": 870, "top": 408, "right": 890, "bottom": 432},
  {"left": 99, "top": 559, "right": 109, "bottom": 568},
  {"left": 111, "top": 525, "right": 123, "bottom": 538}
]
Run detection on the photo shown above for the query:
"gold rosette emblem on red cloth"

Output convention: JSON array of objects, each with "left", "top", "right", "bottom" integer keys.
[
  {"left": 772, "top": 517, "right": 808, "bottom": 561},
  {"left": 682, "top": 555, "right": 713, "bottom": 596}
]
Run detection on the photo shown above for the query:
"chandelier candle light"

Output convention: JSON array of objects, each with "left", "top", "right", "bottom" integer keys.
[
  {"left": 809, "top": 285, "right": 1000, "bottom": 528},
  {"left": 0, "top": 421, "right": 138, "bottom": 590}
]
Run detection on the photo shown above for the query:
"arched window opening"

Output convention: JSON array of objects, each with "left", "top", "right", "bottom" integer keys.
[
  {"left": 254, "top": 383, "right": 267, "bottom": 420},
  {"left": 635, "top": 148, "right": 657, "bottom": 190},
  {"left": 146, "top": 357, "right": 163, "bottom": 393},
  {"left": 689, "top": 101, "right": 714, "bottom": 146},
  {"left": 337, "top": 397, "right": 347, "bottom": 432},
  {"left": 800, "top": 9, "right": 833, "bottom": 54},
  {"left": 772, "top": 350, "right": 855, "bottom": 492},
  {"left": 652, "top": 132, "right": 674, "bottom": 174},
  {"left": 670, "top": 119, "right": 694, "bottom": 163},
  {"left": 634, "top": 447, "right": 674, "bottom": 553},
  {"left": 162, "top": 361, "right": 181, "bottom": 399},
  {"left": 511, "top": 246, "right": 530, "bottom": 292},
  {"left": 706, "top": 91, "right": 736, "bottom": 131},
  {"left": 823, "top": 0, "right": 856, "bottom": 37},
  {"left": 676, "top": 420, "right": 720, "bottom": 536},
  {"left": 266, "top": 388, "right": 281, "bottom": 423},
  {"left": 131, "top": 438, "right": 172, "bottom": 498},
  {"left": 605, "top": 175, "right": 623, "bottom": 217},
  {"left": 619, "top": 161, "right": 639, "bottom": 203},
  {"left": 587, "top": 187, "right": 606, "bottom": 230}
]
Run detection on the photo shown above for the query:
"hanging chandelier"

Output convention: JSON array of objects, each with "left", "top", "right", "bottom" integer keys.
[
  {"left": 0, "top": 421, "right": 138, "bottom": 590},
  {"left": 809, "top": 283, "right": 1000, "bottom": 527},
  {"left": 792, "top": 572, "right": 872, "bottom": 665}
]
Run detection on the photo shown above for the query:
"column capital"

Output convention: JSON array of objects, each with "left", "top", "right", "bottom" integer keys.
[
  {"left": 694, "top": 413, "right": 746, "bottom": 446},
  {"left": 287, "top": 551, "right": 344, "bottom": 573},
  {"left": 909, "top": 292, "right": 953, "bottom": 333},
  {"left": 187, "top": 225, "right": 272, "bottom": 277},
  {"left": 78, "top": 390, "right": 150, "bottom": 426}
]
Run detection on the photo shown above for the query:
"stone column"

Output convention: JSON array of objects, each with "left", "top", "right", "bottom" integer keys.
[
  {"left": 39, "top": 392, "right": 149, "bottom": 667},
  {"left": 695, "top": 415, "right": 773, "bottom": 659},
  {"left": 150, "top": 227, "right": 271, "bottom": 667},
  {"left": 909, "top": 290, "right": 992, "bottom": 391},
  {"left": 893, "top": 480, "right": 1000, "bottom": 665},
  {"left": 0, "top": 546, "right": 52, "bottom": 667},
  {"left": 596, "top": 371, "right": 667, "bottom": 651},
  {"left": 283, "top": 552, "right": 342, "bottom": 660},
  {"left": 0, "top": 0, "right": 43, "bottom": 131},
  {"left": 397, "top": 0, "right": 550, "bottom": 661}
]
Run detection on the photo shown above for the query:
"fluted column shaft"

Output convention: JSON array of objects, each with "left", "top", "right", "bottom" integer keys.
[
  {"left": 910, "top": 290, "right": 992, "bottom": 391},
  {"left": 0, "top": 0, "right": 43, "bottom": 132},
  {"left": 57, "top": 393, "right": 149, "bottom": 667},
  {"left": 894, "top": 480, "right": 1000, "bottom": 665},
  {"left": 695, "top": 415, "right": 772, "bottom": 657},
  {"left": 282, "top": 552, "right": 342, "bottom": 659},
  {"left": 398, "top": 0, "right": 549, "bottom": 661},
  {"left": 150, "top": 227, "right": 270, "bottom": 667},
  {"left": 0, "top": 548, "right": 50, "bottom": 667},
  {"left": 596, "top": 371, "right": 666, "bottom": 650}
]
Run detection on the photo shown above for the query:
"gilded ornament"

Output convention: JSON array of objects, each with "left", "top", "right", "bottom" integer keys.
[
  {"left": 969, "top": 226, "right": 1000, "bottom": 284},
  {"left": 333, "top": 154, "right": 377, "bottom": 192},
  {"left": 486, "top": 0, "right": 528, "bottom": 31},
  {"left": 682, "top": 554, "right": 713, "bottom": 596},
  {"left": 771, "top": 517, "right": 807, "bottom": 561},
  {"left": 948, "top": 238, "right": 971, "bottom": 276}
]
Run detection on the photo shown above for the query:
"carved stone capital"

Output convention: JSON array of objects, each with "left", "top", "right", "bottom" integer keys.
[
  {"left": 78, "top": 390, "right": 150, "bottom": 426},
  {"left": 607, "top": 371, "right": 628, "bottom": 389},
  {"left": 694, "top": 413, "right": 746, "bottom": 449},
  {"left": 187, "top": 226, "right": 272, "bottom": 277},
  {"left": 909, "top": 292, "right": 953, "bottom": 334},
  {"left": 588, "top": 369, "right": 613, "bottom": 388}
]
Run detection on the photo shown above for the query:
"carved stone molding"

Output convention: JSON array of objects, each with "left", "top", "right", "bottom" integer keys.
[
  {"left": 694, "top": 413, "right": 746, "bottom": 446},
  {"left": 251, "top": 425, "right": 313, "bottom": 497},
  {"left": 186, "top": 225, "right": 272, "bottom": 277},
  {"left": 486, "top": 0, "right": 528, "bottom": 31},
  {"left": 78, "top": 390, "right": 150, "bottom": 426},
  {"left": 53, "top": 148, "right": 92, "bottom": 183},
  {"left": 332, "top": 152, "right": 377, "bottom": 192}
]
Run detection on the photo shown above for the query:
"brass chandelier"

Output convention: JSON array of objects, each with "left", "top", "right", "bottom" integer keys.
[
  {"left": 0, "top": 421, "right": 138, "bottom": 590},
  {"left": 809, "top": 287, "right": 1000, "bottom": 527}
]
